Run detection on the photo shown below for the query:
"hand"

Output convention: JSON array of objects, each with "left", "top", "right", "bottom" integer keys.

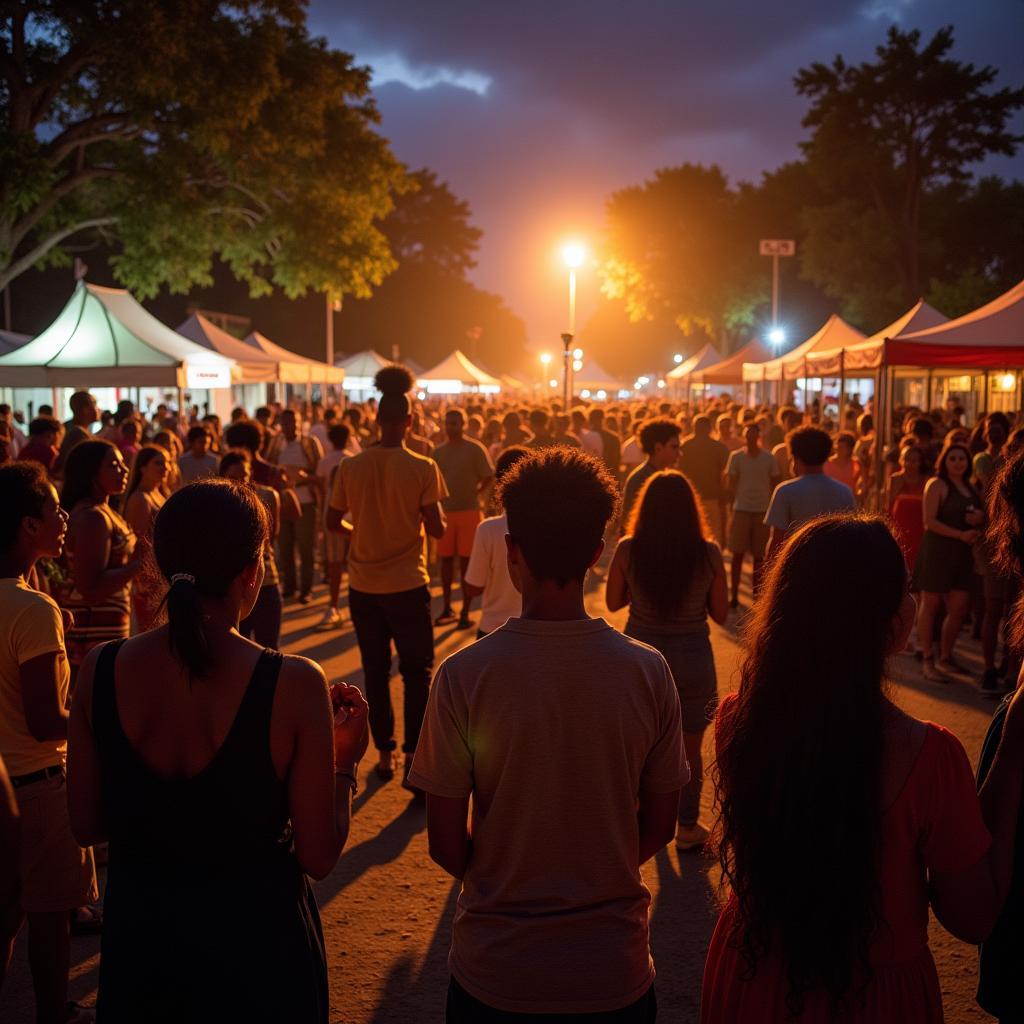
[
  {"left": 966, "top": 508, "right": 985, "bottom": 527},
  {"left": 332, "top": 683, "right": 369, "bottom": 767},
  {"left": 961, "top": 529, "right": 981, "bottom": 544}
]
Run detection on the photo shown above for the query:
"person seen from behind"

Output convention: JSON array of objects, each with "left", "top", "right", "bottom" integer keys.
[
  {"left": 326, "top": 365, "right": 447, "bottom": 793},
  {"left": 17, "top": 418, "right": 61, "bottom": 475},
  {"left": 315, "top": 424, "right": 353, "bottom": 631},
  {"left": 0, "top": 463, "right": 97, "bottom": 1024},
  {"left": 620, "top": 418, "right": 681, "bottom": 532},
  {"left": 410, "top": 448, "right": 684, "bottom": 1022},
  {"left": 764, "top": 427, "right": 856, "bottom": 561},
  {"left": 724, "top": 422, "right": 778, "bottom": 608},
  {"left": 67, "top": 480, "right": 368, "bottom": 1022},
  {"left": 122, "top": 446, "right": 170, "bottom": 632},
  {"left": 703, "top": 514, "right": 1024, "bottom": 1022},
  {"left": 914, "top": 442, "right": 985, "bottom": 682},
  {"left": 679, "top": 414, "right": 729, "bottom": 546},
  {"left": 606, "top": 470, "right": 727, "bottom": 852},
  {"left": 461, "top": 446, "right": 531, "bottom": 639},
  {"left": 432, "top": 409, "right": 494, "bottom": 629},
  {"left": 176, "top": 426, "right": 218, "bottom": 485},
  {"left": 219, "top": 451, "right": 283, "bottom": 649}
]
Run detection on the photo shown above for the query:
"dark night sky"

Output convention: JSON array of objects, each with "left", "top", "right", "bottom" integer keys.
[{"left": 309, "top": 0, "right": 1024, "bottom": 351}]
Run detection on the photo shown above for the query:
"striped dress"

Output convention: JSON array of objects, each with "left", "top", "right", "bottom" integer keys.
[{"left": 60, "top": 502, "right": 136, "bottom": 668}]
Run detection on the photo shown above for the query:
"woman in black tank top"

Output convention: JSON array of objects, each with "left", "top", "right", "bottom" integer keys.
[{"left": 67, "top": 481, "right": 368, "bottom": 1022}]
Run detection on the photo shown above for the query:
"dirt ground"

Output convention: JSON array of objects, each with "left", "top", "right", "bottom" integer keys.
[{"left": 0, "top": 567, "right": 1005, "bottom": 1023}]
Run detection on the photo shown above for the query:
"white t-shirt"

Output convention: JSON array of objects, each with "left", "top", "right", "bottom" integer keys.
[
  {"left": 463, "top": 514, "right": 521, "bottom": 633},
  {"left": 309, "top": 422, "right": 329, "bottom": 451},
  {"left": 579, "top": 429, "right": 603, "bottom": 459},
  {"left": 276, "top": 436, "right": 323, "bottom": 504},
  {"left": 726, "top": 448, "right": 777, "bottom": 513},
  {"left": 621, "top": 436, "right": 644, "bottom": 470},
  {"left": 317, "top": 447, "right": 348, "bottom": 520}
]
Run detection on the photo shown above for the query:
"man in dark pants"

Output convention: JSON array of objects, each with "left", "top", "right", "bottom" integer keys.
[{"left": 326, "top": 366, "right": 447, "bottom": 792}]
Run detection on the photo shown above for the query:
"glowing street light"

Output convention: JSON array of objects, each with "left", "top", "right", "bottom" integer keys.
[
  {"left": 768, "top": 326, "right": 786, "bottom": 347},
  {"left": 562, "top": 242, "right": 585, "bottom": 269},
  {"left": 572, "top": 347, "right": 583, "bottom": 360},
  {"left": 540, "top": 352, "right": 552, "bottom": 366},
  {"left": 673, "top": 353, "right": 683, "bottom": 364}
]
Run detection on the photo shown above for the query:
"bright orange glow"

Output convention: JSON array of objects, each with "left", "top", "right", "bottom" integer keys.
[
  {"left": 540, "top": 352, "right": 552, "bottom": 365},
  {"left": 562, "top": 242, "right": 586, "bottom": 269}
]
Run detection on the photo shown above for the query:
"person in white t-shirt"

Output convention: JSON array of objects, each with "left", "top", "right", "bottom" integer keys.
[
  {"left": 315, "top": 423, "right": 352, "bottom": 629},
  {"left": 462, "top": 446, "right": 531, "bottom": 637}
]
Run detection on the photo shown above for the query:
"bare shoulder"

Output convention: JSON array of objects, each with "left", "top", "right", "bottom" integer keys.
[{"left": 276, "top": 654, "right": 330, "bottom": 714}]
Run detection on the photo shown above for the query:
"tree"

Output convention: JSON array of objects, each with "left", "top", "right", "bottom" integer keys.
[
  {"left": 382, "top": 168, "right": 481, "bottom": 278},
  {"left": 795, "top": 25, "right": 1024, "bottom": 320},
  {"left": 598, "top": 163, "right": 765, "bottom": 352},
  {"left": 0, "top": 1, "right": 408, "bottom": 299},
  {"left": 335, "top": 173, "right": 527, "bottom": 373}
]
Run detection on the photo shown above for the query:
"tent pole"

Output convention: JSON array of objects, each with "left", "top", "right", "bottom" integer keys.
[
  {"left": 51, "top": 387, "right": 61, "bottom": 420},
  {"left": 926, "top": 368, "right": 934, "bottom": 412},
  {"left": 874, "top": 361, "right": 887, "bottom": 512},
  {"left": 838, "top": 351, "right": 846, "bottom": 434},
  {"left": 983, "top": 370, "right": 990, "bottom": 415}
]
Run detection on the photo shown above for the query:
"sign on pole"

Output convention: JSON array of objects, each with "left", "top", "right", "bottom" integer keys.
[
  {"left": 759, "top": 239, "right": 796, "bottom": 256},
  {"left": 759, "top": 240, "right": 796, "bottom": 327}
]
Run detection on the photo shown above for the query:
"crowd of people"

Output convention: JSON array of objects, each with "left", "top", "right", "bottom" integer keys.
[{"left": 1, "top": 368, "right": 1024, "bottom": 1023}]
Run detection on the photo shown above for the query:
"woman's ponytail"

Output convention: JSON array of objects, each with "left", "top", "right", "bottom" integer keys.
[{"left": 152, "top": 480, "right": 268, "bottom": 679}]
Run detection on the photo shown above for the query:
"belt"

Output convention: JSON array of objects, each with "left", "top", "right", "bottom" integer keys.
[{"left": 10, "top": 764, "right": 64, "bottom": 788}]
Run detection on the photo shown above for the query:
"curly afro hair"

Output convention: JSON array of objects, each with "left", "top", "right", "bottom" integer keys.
[{"left": 374, "top": 364, "right": 415, "bottom": 397}]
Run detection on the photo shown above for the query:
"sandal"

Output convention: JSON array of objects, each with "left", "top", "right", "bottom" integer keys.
[
  {"left": 434, "top": 609, "right": 457, "bottom": 626},
  {"left": 70, "top": 905, "right": 103, "bottom": 935}
]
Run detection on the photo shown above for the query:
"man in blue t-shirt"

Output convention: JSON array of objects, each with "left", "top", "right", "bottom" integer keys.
[{"left": 765, "top": 426, "right": 855, "bottom": 560}]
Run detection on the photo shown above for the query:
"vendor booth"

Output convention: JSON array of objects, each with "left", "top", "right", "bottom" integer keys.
[
  {"left": 743, "top": 315, "right": 865, "bottom": 411},
  {"left": 666, "top": 343, "right": 721, "bottom": 402},
  {"left": 0, "top": 281, "right": 236, "bottom": 420},
  {"left": 571, "top": 357, "right": 628, "bottom": 401},
  {"left": 243, "top": 331, "right": 345, "bottom": 405},
  {"left": 688, "top": 338, "right": 773, "bottom": 401},
  {"left": 802, "top": 300, "right": 948, "bottom": 425},
  {"left": 416, "top": 350, "right": 501, "bottom": 395},
  {"left": 337, "top": 350, "right": 391, "bottom": 402},
  {"left": 179, "top": 313, "right": 313, "bottom": 412}
]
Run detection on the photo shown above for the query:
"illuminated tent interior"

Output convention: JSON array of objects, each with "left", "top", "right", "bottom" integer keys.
[
  {"left": 417, "top": 349, "right": 502, "bottom": 394},
  {"left": 336, "top": 349, "right": 391, "bottom": 394},
  {"left": 0, "top": 282, "right": 235, "bottom": 389},
  {"left": 178, "top": 313, "right": 309, "bottom": 383}
]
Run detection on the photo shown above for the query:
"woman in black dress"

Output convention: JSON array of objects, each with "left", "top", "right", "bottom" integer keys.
[{"left": 67, "top": 480, "right": 368, "bottom": 1022}]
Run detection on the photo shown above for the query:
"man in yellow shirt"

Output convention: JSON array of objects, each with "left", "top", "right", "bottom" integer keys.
[
  {"left": 0, "top": 462, "right": 98, "bottom": 1024},
  {"left": 327, "top": 365, "right": 447, "bottom": 793}
]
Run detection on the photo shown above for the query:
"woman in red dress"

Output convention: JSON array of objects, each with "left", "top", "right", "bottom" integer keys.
[
  {"left": 886, "top": 443, "right": 928, "bottom": 572},
  {"left": 702, "top": 514, "right": 1024, "bottom": 1023}
]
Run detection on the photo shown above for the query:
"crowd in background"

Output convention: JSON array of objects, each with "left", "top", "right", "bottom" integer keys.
[{"left": 2, "top": 373, "right": 1024, "bottom": 1023}]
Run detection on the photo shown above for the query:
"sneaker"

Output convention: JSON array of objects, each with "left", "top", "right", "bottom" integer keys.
[
  {"left": 922, "top": 657, "right": 947, "bottom": 682},
  {"left": 937, "top": 658, "right": 973, "bottom": 681},
  {"left": 298, "top": 591, "right": 313, "bottom": 605},
  {"left": 316, "top": 608, "right": 341, "bottom": 631},
  {"left": 675, "top": 822, "right": 710, "bottom": 852}
]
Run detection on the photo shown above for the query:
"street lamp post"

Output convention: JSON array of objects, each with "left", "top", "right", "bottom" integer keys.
[{"left": 561, "top": 243, "right": 585, "bottom": 407}]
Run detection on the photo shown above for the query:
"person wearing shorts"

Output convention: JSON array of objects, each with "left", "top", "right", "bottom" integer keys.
[
  {"left": 432, "top": 410, "right": 494, "bottom": 629},
  {"left": 0, "top": 463, "right": 98, "bottom": 1024},
  {"left": 725, "top": 423, "right": 779, "bottom": 608}
]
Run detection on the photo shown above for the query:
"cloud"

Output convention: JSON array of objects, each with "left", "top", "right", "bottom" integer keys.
[{"left": 308, "top": 0, "right": 1024, "bottom": 346}]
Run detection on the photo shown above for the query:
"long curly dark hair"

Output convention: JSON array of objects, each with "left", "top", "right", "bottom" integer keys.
[
  {"left": 713, "top": 514, "right": 907, "bottom": 1016},
  {"left": 627, "top": 470, "right": 710, "bottom": 618},
  {"left": 988, "top": 447, "right": 1024, "bottom": 648}
]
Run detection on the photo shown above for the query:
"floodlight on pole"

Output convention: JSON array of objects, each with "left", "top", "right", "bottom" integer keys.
[
  {"left": 768, "top": 326, "right": 786, "bottom": 347},
  {"left": 673, "top": 353, "right": 683, "bottom": 364}
]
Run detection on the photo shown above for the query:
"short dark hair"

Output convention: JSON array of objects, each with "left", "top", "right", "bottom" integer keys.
[
  {"left": 788, "top": 426, "right": 833, "bottom": 467},
  {"left": 218, "top": 449, "right": 251, "bottom": 477},
  {"left": 588, "top": 408, "right": 605, "bottom": 428},
  {"left": 327, "top": 423, "right": 351, "bottom": 449},
  {"left": 0, "top": 462, "right": 51, "bottom": 551},
  {"left": 187, "top": 426, "right": 208, "bottom": 444},
  {"left": 910, "top": 416, "right": 934, "bottom": 440},
  {"left": 529, "top": 409, "right": 548, "bottom": 431},
  {"left": 224, "top": 420, "right": 263, "bottom": 455},
  {"left": 639, "top": 418, "right": 681, "bottom": 455},
  {"left": 835, "top": 431, "right": 855, "bottom": 451},
  {"left": 497, "top": 448, "right": 619, "bottom": 586},
  {"left": 693, "top": 414, "right": 712, "bottom": 436},
  {"left": 494, "top": 445, "right": 530, "bottom": 482},
  {"left": 28, "top": 416, "right": 58, "bottom": 438},
  {"left": 69, "top": 391, "right": 94, "bottom": 414}
]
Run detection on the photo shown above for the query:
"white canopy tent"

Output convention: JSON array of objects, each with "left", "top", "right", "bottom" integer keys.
[
  {"left": 744, "top": 315, "right": 865, "bottom": 384},
  {"left": 243, "top": 331, "right": 344, "bottom": 386},
  {"left": 179, "top": 314, "right": 309, "bottom": 383},
  {"left": 337, "top": 349, "right": 391, "bottom": 399},
  {"left": 571, "top": 357, "right": 628, "bottom": 398},
  {"left": 417, "top": 350, "right": 501, "bottom": 394},
  {"left": 666, "top": 342, "right": 721, "bottom": 381}
]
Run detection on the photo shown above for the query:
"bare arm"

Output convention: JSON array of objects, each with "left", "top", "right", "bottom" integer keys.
[
  {"left": 638, "top": 788, "right": 680, "bottom": 864},
  {"left": 922, "top": 478, "right": 976, "bottom": 542},
  {"left": 421, "top": 502, "right": 446, "bottom": 540},
  {"left": 425, "top": 794, "right": 472, "bottom": 879},
  {"left": 67, "top": 508, "right": 142, "bottom": 603},
  {"left": 706, "top": 545, "right": 728, "bottom": 625},
  {"left": 20, "top": 652, "right": 69, "bottom": 742},
  {"left": 605, "top": 539, "right": 631, "bottom": 613}
]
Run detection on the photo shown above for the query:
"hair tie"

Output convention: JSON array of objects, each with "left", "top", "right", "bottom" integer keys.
[{"left": 170, "top": 573, "right": 196, "bottom": 585}]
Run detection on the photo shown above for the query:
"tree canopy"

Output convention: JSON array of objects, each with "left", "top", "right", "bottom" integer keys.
[
  {"left": 795, "top": 25, "right": 1024, "bottom": 321},
  {"left": 0, "top": 0, "right": 408, "bottom": 299}
]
